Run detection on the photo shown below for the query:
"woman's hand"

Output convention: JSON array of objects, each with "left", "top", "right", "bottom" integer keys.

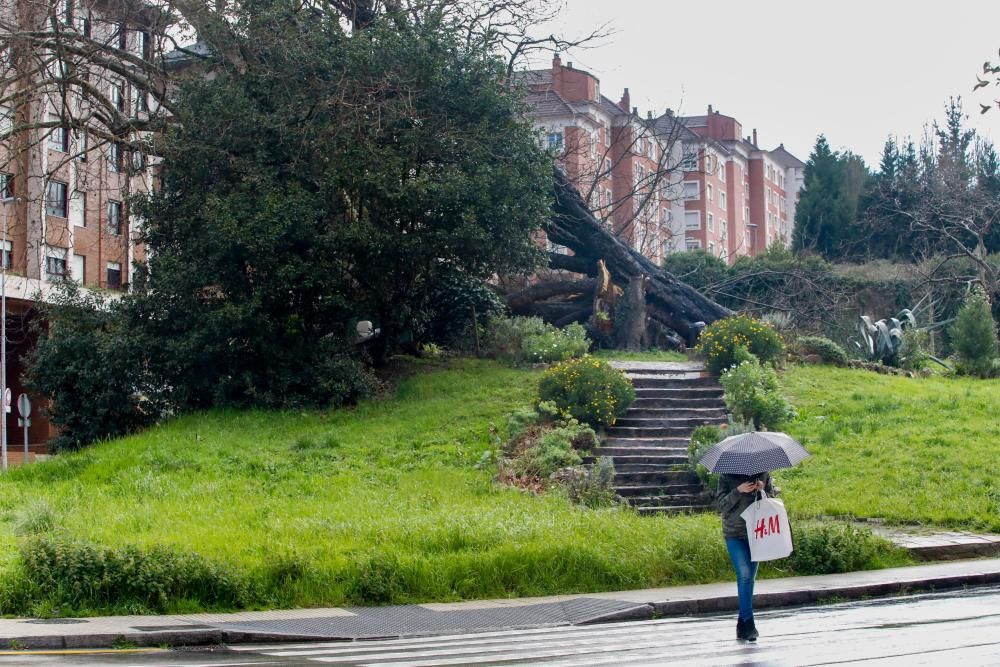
[{"left": 737, "top": 480, "right": 764, "bottom": 494}]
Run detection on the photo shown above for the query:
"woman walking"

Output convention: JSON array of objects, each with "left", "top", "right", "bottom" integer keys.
[{"left": 718, "top": 472, "right": 773, "bottom": 641}]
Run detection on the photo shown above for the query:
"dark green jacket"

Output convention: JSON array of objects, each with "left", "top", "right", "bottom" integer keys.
[{"left": 717, "top": 473, "right": 774, "bottom": 539}]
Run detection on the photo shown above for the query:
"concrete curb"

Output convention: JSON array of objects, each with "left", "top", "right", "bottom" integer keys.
[{"left": 1, "top": 562, "right": 998, "bottom": 649}]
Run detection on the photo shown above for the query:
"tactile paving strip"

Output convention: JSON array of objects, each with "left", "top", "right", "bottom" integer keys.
[{"left": 215, "top": 597, "right": 643, "bottom": 639}]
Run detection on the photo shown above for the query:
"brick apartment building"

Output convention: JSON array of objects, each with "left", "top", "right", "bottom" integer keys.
[
  {"left": 518, "top": 56, "right": 687, "bottom": 264},
  {"left": 521, "top": 57, "right": 805, "bottom": 265},
  {"left": 0, "top": 0, "right": 156, "bottom": 449}
]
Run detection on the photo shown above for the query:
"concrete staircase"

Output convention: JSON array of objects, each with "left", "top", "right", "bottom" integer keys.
[{"left": 588, "top": 361, "right": 728, "bottom": 514}]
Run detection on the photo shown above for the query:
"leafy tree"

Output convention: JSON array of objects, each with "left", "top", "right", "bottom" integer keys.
[
  {"left": 127, "top": 2, "right": 552, "bottom": 407},
  {"left": 661, "top": 249, "right": 730, "bottom": 291},
  {"left": 793, "top": 136, "right": 859, "bottom": 259}
]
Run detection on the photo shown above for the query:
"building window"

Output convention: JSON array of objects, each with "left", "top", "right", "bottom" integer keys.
[
  {"left": 709, "top": 242, "right": 715, "bottom": 255},
  {"left": 107, "top": 200, "right": 123, "bottom": 235},
  {"left": 0, "top": 173, "right": 12, "bottom": 199},
  {"left": 660, "top": 208, "right": 670, "bottom": 223},
  {"left": 109, "top": 143, "right": 122, "bottom": 172},
  {"left": 134, "top": 88, "right": 148, "bottom": 114},
  {"left": 605, "top": 190, "right": 612, "bottom": 207},
  {"left": 107, "top": 261, "right": 122, "bottom": 288},
  {"left": 76, "top": 12, "right": 91, "bottom": 37},
  {"left": 685, "top": 238, "right": 701, "bottom": 251},
  {"left": 46, "top": 254, "right": 67, "bottom": 278},
  {"left": 1, "top": 240, "right": 10, "bottom": 270},
  {"left": 73, "top": 254, "right": 85, "bottom": 282},
  {"left": 720, "top": 164, "right": 726, "bottom": 181},
  {"left": 75, "top": 191, "right": 87, "bottom": 227},
  {"left": 707, "top": 213, "right": 715, "bottom": 231},
  {"left": 604, "top": 123, "right": 611, "bottom": 147},
  {"left": 130, "top": 149, "right": 146, "bottom": 173},
  {"left": 49, "top": 124, "right": 69, "bottom": 152},
  {"left": 0, "top": 105, "right": 11, "bottom": 135},
  {"left": 546, "top": 131, "right": 563, "bottom": 151},
  {"left": 683, "top": 182, "right": 699, "bottom": 200},
  {"left": 681, "top": 150, "right": 698, "bottom": 171},
  {"left": 706, "top": 184, "right": 713, "bottom": 203},
  {"left": 684, "top": 211, "right": 700, "bottom": 230},
  {"left": 46, "top": 180, "right": 67, "bottom": 217},
  {"left": 110, "top": 83, "right": 125, "bottom": 113},
  {"left": 744, "top": 206, "right": 750, "bottom": 222},
  {"left": 720, "top": 192, "right": 726, "bottom": 209},
  {"left": 77, "top": 130, "right": 87, "bottom": 161}
]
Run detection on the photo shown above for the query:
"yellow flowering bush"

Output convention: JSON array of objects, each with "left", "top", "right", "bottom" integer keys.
[
  {"left": 537, "top": 356, "right": 635, "bottom": 427},
  {"left": 695, "top": 315, "right": 784, "bottom": 374}
]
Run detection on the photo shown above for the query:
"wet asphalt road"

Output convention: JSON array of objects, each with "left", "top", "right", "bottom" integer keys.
[{"left": 2, "top": 584, "right": 998, "bottom": 666}]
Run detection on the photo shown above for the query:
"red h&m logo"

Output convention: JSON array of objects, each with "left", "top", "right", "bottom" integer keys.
[{"left": 754, "top": 515, "right": 781, "bottom": 540}]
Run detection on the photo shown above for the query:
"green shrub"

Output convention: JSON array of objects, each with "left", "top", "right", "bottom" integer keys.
[
  {"left": 15, "top": 537, "right": 248, "bottom": 614},
  {"left": 719, "top": 359, "right": 795, "bottom": 430},
  {"left": 695, "top": 315, "right": 784, "bottom": 374},
  {"left": 485, "top": 316, "right": 590, "bottom": 365},
  {"left": 785, "top": 522, "right": 908, "bottom": 575},
  {"left": 551, "top": 457, "right": 620, "bottom": 508},
  {"left": 422, "top": 270, "right": 507, "bottom": 350},
  {"left": 949, "top": 289, "right": 999, "bottom": 378},
  {"left": 795, "top": 335, "right": 849, "bottom": 366},
  {"left": 522, "top": 322, "right": 590, "bottom": 363},
  {"left": 515, "top": 420, "right": 593, "bottom": 478},
  {"left": 537, "top": 356, "right": 635, "bottom": 427}
]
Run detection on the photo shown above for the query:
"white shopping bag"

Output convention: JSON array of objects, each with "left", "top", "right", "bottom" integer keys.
[{"left": 739, "top": 490, "right": 793, "bottom": 562}]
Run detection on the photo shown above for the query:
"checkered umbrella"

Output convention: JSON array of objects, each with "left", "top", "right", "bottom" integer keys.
[{"left": 698, "top": 431, "right": 810, "bottom": 476}]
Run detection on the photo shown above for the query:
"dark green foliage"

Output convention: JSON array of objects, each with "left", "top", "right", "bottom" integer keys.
[
  {"left": 661, "top": 250, "right": 730, "bottom": 290},
  {"left": 793, "top": 136, "right": 871, "bottom": 259},
  {"left": 537, "top": 357, "right": 635, "bottom": 427},
  {"left": 719, "top": 359, "right": 795, "bottom": 430},
  {"left": 950, "top": 289, "right": 999, "bottom": 377},
  {"left": 785, "top": 522, "right": 905, "bottom": 575},
  {"left": 26, "top": 285, "right": 170, "bottom": 451},
  {"left": 694, "top": 315, "right": 785, "bottom": 374},
  {"left": 795, "top": 336, "right": 849, "bottom": 366},
  {"left": 31, "top": 2, "right": 552, "bottom": 446},
  {"left": 11, "top": 537, "right": 247, "bottom": 615},
  {"left": 423, "top": 270, "right": 506, "bottom": 350},
  {"left": 688, "top": 425, "right": 723, "bottom": 491}
]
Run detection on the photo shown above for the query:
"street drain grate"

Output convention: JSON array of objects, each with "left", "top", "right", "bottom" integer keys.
[{"left": 216, "top": 598, "right": 645, "bottom": 639}]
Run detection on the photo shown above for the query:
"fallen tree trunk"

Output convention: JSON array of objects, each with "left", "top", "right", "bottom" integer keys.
[
  {"left": 507, "top": 279, "right": 597, "bottom": 311},
  {"left": 546, "top": 168, "right": 732, "bottom": 345}
]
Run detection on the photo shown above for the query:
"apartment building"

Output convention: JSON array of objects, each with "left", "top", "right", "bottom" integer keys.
[
  {"left": 520, "top": 58, "right": 806, "bottom": 266},
  {"left": 670, "top": 106, "right": 805, "bottom": 262},
  {"left": 0, "top": 0, "right": 157, "bottom": 448},
  {"left": 519, "top": 56, "right": 687, "bottom": 264}
]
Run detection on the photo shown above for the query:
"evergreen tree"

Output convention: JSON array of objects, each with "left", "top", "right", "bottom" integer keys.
[{"left": 793, "top": 136, "right": 870, "bottom": 260}]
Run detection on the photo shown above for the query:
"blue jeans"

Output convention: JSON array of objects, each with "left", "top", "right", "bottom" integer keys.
[{"left": 725, "top": 537, "right": 758, "bottom": 622}]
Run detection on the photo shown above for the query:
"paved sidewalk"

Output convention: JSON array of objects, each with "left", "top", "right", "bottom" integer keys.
[{"left": 1, "top": 557, "right": 998, "bottom": 650}]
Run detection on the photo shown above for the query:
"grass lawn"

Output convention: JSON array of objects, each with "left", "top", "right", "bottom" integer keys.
[
  {"left": 0, "top": 358, "right": 735, "bottom": 616},
  {"left": 778, "top": 365, "right": 1000, "bottom": 532},
  {"left": 3, "top": 358, "right": 979, "bottom": 616},
  {"left": 593, "top": 349, "right": 687, "bottom": 362}
]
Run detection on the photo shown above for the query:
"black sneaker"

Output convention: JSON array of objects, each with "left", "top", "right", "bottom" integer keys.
[
  {"left": 744, "top": 619, "right": 759, "bottom": 642},
  {"left": 736, "top": 618, "right": 747, "bottom": 640}
]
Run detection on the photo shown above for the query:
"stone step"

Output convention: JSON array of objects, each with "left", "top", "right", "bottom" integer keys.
[
  {"left": 601, "top": 437, "right": 690, "bottom": 449},
  {"left": 615, "top": 483, "right": 705, "bottom": 498},
  {"left": 611, "top": 462, "right": 690, "bottom": 473},
  {"left": 631, "top": 397, "right": 726, "bottom": 410},
  {"left": 622, "top": 407, "right": 728, "bottom": 419},
  {"left": 634, "top": 388, "right": 724, "bottom": 399},
  {"left": 613, "top": 470, "right": 700, "bottom": 485},
  {"left": 593, "top": 446, "right": 688, "bottom": 458},
  {"left": 614, "top": 416, "right": 729, "bottom": 429},
  {"left": 583, "top": 454, "right": 689, "bottom": 466},
  {"left": 608, "top": 362, "right": 705, "bottom": 373},
  {"left": 606, "top": 426, "right": 720, "bottom": 438},
  {"left": 629, "top": 376, "right": 721, "bottom": 389}
]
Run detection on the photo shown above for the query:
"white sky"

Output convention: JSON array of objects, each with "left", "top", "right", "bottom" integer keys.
[{"left": 540, "top": 0, "right": 1000, "bottom": 169}]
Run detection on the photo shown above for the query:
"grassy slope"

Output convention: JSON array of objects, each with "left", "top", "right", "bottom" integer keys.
[
  {"left": 779, "top": 365, "right": 1000, "bottom": 532},
  {"left": 0, "top": 358, "right": 732, "bottom": 611}
]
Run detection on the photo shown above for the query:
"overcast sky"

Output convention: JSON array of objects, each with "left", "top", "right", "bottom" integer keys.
[{"left": 539, "top": 0, "right": 999, "bottom": 168}]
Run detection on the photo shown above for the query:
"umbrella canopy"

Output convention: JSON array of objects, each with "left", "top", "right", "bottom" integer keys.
[{"left": 699, "top": 431, "right": 810, "bottom": 476}]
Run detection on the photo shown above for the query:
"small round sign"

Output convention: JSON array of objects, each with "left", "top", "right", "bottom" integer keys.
[{"left": 16, "top": 393, "right": 30, "bottom": 419}]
